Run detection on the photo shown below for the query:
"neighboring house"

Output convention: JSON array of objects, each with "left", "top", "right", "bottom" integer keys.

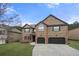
[
  {"left": 0, "top": 27, "right": 7, "bottom": 44},
  {"left": 22, "top": 15, "right": 68, "bottom": 44},
  {"left": 0, "top": 24, "right": 8, "bottom": 44},
  {"left": 8, "top": 27, "right": 22, "bottom": 42},
  {"left": 69, "top": 27, "right": 79, "bottom": 40},
  {"left": 0, "top": 24, "right": 21, "bottom": 44}
]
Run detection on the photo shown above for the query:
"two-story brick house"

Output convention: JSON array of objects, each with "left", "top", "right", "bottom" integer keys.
[
  {"left": 21, "top": 24, "right": 35, "bottom": 42},
  {"left": 22, "top": 15, "right": 68, "bottom": 44}
]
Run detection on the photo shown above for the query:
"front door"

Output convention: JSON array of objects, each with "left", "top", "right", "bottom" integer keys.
[{"left": 32, "top": 35, "right": 35, "bottom": 42}]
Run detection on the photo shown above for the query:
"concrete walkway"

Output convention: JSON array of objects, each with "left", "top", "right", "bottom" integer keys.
[{"left": 32, "top": 44, "right": 79, "bottom": 56}]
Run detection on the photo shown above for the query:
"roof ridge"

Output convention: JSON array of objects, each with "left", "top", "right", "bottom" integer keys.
[{"left": 35, "top": 14, "right": 68, "bottom": 26}]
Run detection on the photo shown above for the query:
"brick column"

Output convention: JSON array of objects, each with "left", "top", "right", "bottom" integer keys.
[
  {"left": 35, "top": 36, "right": 37, "bottom": 44},
  {"left": 45, "top": 26, "right": 48, "bottom": 44},
  {"left": 65, "top": 37, "right": 68, "bottom": 44},
  {"left": 35, "top": 28, "right": 37, "bottom": 44},
  {"left": 65, "top": 27, "right": 68, "bottom": 44},
  {"left": 45, "top": 36, "right": 48, "bottom": 44}
]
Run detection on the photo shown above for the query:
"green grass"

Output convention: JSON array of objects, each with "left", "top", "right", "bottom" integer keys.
[
  {"left": 0, "top": 42, "right": 34, "bottom": 56},
  {"left": 69, "top": 40, "right": 79, "bottom": 50}
]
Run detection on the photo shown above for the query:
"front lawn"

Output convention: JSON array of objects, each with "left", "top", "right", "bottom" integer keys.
[
  {"left": 69, "top": 40, "right": 79, "bottom": 50},
  {"left": 0, "top": 42, "right": 34, "bottom": 56}
]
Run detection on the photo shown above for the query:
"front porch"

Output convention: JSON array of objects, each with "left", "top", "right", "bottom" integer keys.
[{"left": 21, "top": 33, "right": 36, "bottom": 43}]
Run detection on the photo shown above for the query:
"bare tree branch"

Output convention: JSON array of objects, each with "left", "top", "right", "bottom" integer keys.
[{"left": 0, "top": 3, "right": 22, "bottom": 27}]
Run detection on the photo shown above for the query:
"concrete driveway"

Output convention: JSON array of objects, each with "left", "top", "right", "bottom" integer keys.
[{"left": 32, "top": 44, "right": 79, "bottom": 56}]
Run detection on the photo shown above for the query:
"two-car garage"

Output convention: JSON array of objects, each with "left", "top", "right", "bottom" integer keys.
[
  {"left": 48, "top": 37, "right": 65, "bottom": 44},
  {"left": 37, "top": 37, "right": 65, "bottom": 44}
]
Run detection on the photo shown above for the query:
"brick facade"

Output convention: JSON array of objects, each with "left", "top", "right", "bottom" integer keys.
[
  {"left": 22, "top": 15, "right": 68, "bottom": 44},
  {"left": 35, "top": 15, "right": 68, "bottom": 44}
]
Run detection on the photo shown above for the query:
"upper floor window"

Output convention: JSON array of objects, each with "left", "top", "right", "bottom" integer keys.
[
  {"left": 25, "top": 29, "right": 30, "bottom": 32},
  {"left": 53, "top": 26, "right": 60, "bottom": 32},
  {"left": 38, "top": 24, "right": 44, "bottom": 31}
]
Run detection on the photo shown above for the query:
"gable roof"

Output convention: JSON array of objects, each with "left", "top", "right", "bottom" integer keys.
[
  {"left": 35, "top": 21, "right": 48, "bottom": 27},
  {"left": 23, "top": 24, "right": 33, "bottom": 29},
  {"left": 9, "top": 27, "right": 21, "bottom": 33},
  {"left": 35, "top": 14, "right": 68, "bottom": 27}
]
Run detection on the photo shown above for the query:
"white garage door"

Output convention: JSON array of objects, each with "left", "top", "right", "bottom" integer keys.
[{"left": 0, "top": 40, "right": 5, "bottom": 44}]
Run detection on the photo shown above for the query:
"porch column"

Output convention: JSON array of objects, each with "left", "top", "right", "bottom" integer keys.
[{"left": 30, "top": 34, "right": 33, "bottom": 42}]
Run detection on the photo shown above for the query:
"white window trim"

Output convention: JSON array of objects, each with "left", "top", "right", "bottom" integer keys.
[
  {"left": 25, "top": 28, "right": 30, "bottom": 32},
  {"left": 53, "top": 26, "right": 60, "bottom": 32},
  {"left": 38, "top": 24, "right": 45, "bottom": 31}
]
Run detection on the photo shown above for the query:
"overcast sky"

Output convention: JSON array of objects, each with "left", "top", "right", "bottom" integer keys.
[{"left": 6, "top": 3, "right": 79, "bottom": 25}]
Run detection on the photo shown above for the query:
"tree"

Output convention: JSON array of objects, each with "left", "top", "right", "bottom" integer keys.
[
  {"left": 0, "top": 3, "right": 22, "bottom": 27},
  {"left": 73, "top": 21, "right": 79, "bottom": 25},
  {"left": 0, "top": 3, "right": 8, "bottom": 15},
  {"left": 69, "top": 21, "right": 79, "bottom": 30}
]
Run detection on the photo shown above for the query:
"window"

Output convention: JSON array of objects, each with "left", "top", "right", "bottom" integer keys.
[
  {"left": 53, "top": 26, "right": 60, "bottom": 32},
  {"left": 0, "top": 30, "right": 5, "bottom": 35},
  {"left": 24, "top": 36, "right": 30, "bottom": 40},
  {"left": 24, "top": 36, "right": 27, "bottom": 40},
  {"left": 28, "top": 36, "right": 30, "bottom": 40},
  {"left": 25, "top": 29, "right": 30, "bottom": 32},
  {"left": 38, "top": 24, "right": 44, "bottom": 31}
]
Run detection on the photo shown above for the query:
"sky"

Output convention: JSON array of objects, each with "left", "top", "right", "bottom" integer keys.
[{"left": 6, "top": 3, "right": 79, "bottom": 25}]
